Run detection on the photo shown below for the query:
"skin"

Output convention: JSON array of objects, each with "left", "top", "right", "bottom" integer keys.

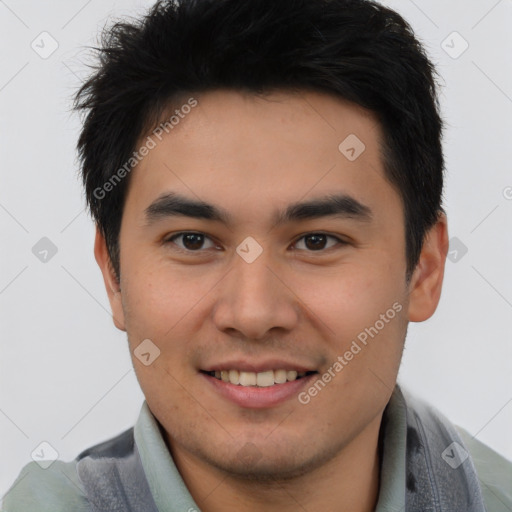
[{"left": 95, "top": 89, "right": 448, "bottom": 511}]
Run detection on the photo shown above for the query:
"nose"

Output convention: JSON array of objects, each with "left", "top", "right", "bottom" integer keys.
[{"left": 211, "top": 245, "right": 299, "bottom": 341}]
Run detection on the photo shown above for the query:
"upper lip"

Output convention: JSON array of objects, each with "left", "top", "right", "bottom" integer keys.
[{"left": 201, "top": 359, "right": 317, "bottom": 373}]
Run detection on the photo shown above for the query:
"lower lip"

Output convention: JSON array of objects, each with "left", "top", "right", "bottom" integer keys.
[{"left": 200, "top": 372, "right": 318, "bottom": 409}]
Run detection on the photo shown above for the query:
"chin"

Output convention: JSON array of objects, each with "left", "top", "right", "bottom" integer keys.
[{"left": 197, "top": 441, "right": 338, "bottom": 484}]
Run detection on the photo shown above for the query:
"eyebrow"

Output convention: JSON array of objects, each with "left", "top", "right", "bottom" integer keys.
[{"left": 144, "top": 191, "right": 373, "bottom": 227}]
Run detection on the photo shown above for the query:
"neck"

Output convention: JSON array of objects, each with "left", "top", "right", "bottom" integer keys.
[{"left": 168, "top": 413, "right": 383, "bottom": 512}]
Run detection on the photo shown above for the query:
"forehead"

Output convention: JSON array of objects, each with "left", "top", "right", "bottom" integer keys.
[
  {"left": 148, "top": 88, "right": 381, "bottom": 154},
  {"left": 124, "top": 89, "right": 399, "bottom": 224}
]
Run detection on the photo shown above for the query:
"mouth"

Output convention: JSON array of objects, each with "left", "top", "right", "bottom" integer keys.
[
  {"left": 201, "top": 369, "right": 318, "bottom": 387},
  {"left": 200, "top": 367, "right": 320, "bottom": 408}
]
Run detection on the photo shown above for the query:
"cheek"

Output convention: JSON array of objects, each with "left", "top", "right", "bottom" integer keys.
[
  {"left": 120, "top": 264, "right": 205, "bottom": 402},
  {"left": 293, "top": 261, "right": 405, "bottom": 339},
  {"left": 121, "top": 259, "right": 215, "bottom": 346}
]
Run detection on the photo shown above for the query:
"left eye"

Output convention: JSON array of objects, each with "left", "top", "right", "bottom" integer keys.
[
  {"left": 165, "top": 232, "right": 343, "bottom": 253},
  {"left": 293, "top": 233, "right": 343, "bottom": 251}
]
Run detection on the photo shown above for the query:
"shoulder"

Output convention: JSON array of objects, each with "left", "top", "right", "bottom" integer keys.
[
  {"left": 455, "top": 425, "right": 512, "bottom": 512},
  {"left": 1, "top": 459, "right": 90, "bottom": 512},
  {"left": 398, "top": 385, "right": 512, "bottom": 512},
  {"left": 1, "top": 427, "right": 135, "bottom": 512}
]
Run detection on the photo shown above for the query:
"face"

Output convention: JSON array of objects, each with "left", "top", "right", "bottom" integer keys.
[{"left": 96, "top": 89, "right": 447, "bottom": 481}]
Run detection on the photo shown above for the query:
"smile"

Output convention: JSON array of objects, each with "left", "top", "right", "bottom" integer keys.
[{"left": 203, "top": 369, "right": 317, "bottom": 387}]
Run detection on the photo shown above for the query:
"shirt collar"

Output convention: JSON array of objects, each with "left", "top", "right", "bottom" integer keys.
[{"left": 375, "top": 384, "right": 407, "bottom": 511}]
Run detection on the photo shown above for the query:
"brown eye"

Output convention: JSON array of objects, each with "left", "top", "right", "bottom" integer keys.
[
  {"left": 165, "top": 232, "right": 216, "bottom": 252},
  {"left": 293, "top": 233, "right": 344, "bottom": 251}
]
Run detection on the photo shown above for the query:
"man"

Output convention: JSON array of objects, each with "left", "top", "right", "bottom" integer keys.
[{"left": 3, "top": 0, "right": 511, "bottom": 511}]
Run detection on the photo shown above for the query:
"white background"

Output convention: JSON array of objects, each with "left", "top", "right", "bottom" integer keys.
[{"left": 1, "top": 0, "right": 511, "bottom": 499}]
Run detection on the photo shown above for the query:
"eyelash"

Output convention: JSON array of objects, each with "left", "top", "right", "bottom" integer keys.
[{"left": 163, "top": 231, "right": 347, "bottom": 254}]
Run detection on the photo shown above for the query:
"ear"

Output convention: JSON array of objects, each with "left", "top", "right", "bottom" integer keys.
[
  {"left": 407, "top": 212, "right": 449, "bottom": 322},
  {"left": 94, "top": 225, "right": 126, "bottom": 331}
]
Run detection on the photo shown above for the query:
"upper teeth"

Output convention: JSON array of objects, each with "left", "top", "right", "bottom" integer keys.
[{"left": 213, "top": 369, "right": 307, "bottom": 387}]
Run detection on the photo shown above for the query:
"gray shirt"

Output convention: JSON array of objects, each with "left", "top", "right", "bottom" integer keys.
[{"left": 2, "top": 384, "right": 511, "bottom": 511}]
